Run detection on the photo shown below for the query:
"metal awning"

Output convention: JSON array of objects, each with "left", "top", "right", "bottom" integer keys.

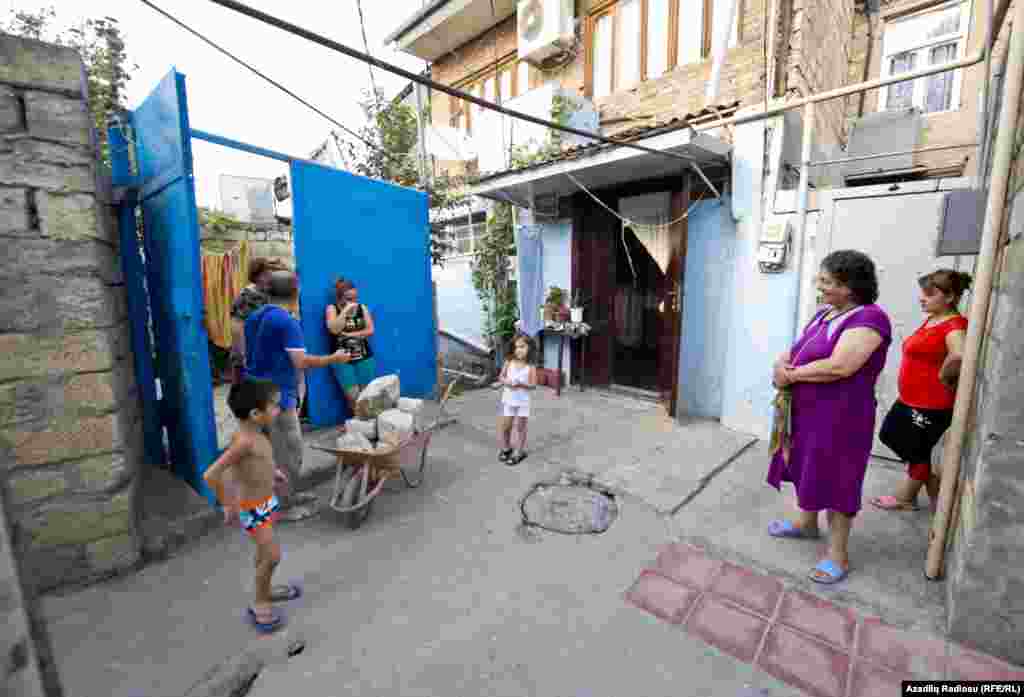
[{"left": 469, "top": 127, "right": 732, "bottom": 206}]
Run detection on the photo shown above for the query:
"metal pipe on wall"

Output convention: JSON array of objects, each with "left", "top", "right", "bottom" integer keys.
[
  {"left": 925, "top": 0, "right": 1024, "bottom": 580},
  {"left": 706, "top": 0, "right": 741, "bottom": 104},
  {"left": 791, "top": 101, "right": 815, "bottom": 339}
]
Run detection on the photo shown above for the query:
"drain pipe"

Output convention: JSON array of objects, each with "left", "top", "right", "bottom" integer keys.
[
  {"left": 706, "top": 0, "right": 741, "bottom": 104},
  {"left": 926, "top": 0, "right": 1024, "bottom": 580},
  {"left": 791, "top": 101, "right": 816, "bottom": 337}
]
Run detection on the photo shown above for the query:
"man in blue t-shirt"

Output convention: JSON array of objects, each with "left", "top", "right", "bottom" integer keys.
[{"left": 245, "top": 271, "right": 350, "bottom": 520}]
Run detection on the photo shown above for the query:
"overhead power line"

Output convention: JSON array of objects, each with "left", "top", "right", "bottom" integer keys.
[
  {"left": 137, "top": 0, "right": 404, "bottom": 168},
  {"left": 206, "top": 0, "right": 711, "bottom": 172}
]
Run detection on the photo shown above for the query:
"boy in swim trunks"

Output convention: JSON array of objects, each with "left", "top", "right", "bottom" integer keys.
[{"left": 203, "top": 379, "right": 300, "bottom": 632}]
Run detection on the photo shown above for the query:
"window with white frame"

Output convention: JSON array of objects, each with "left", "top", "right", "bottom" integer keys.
[
  {"left": 588, "top": 0, "right": 740, "bottom": 99},
  {"left": 443, "top": 220, "right": 487, "bottom": 258},
  {"left": 879, "top": 1, "right": 969, "bottom": 114}
]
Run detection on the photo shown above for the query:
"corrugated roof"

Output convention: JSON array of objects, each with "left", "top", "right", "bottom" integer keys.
[{"left": 475, "top": 101, "right": 741, "bottom": 183}]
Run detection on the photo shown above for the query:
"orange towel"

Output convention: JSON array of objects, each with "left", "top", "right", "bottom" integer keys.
[{"left": 201, "top": 241, "right": 250, "bottom": 350}]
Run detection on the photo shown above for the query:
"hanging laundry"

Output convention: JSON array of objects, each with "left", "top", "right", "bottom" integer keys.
[{"left": 201, "top": 241, "right": 250, "bottom": 350}]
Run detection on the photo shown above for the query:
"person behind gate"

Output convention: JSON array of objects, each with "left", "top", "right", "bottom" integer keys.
[
  {"left": 230, "top": 257, "right": 286, "bottom": 384},
  {"left": 246, "top": 271, "right": 351, "bottom": 521},
  {"left": 872, "top": 269, "right": 971, "bottom": 513},
  {"left": 325, "top": 278, "right": 376, "bottom": 414}
]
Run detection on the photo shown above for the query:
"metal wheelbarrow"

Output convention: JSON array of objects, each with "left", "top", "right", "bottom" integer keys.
[{"left": 310, "top": 381, "right": 458, "bottom": 530}]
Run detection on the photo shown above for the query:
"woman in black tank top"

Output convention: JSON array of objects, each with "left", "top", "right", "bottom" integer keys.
[{"left": 326, "top": 278, "right": 377, "bottom": 414}]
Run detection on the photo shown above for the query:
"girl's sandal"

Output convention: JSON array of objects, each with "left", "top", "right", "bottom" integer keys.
[
  {"left": 506, "top": 452, "right": 527, "bottom": 466},
  {"left": 870, "top": 495, "right": 920, "bottom": 511},
  {"left": 499, "top": 449, "right": 513, "bottom": 462},
  {"left": 270, "top": 582, "right": 303, "bottom": 603}
]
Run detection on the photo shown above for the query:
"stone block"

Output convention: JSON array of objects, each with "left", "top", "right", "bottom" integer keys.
[
  {"left": 22, "top": 491, "right": 132, "bottom": 546},
  {"left": 336, "top": 431, "right": 373, "bottom": 453},
  {"left": 8, "top": 136, "right": 92, "bottom": 167},
  {"left": 0, "top": 275, "right": 123, "bottom": 334},
  {"left": 69, "top": 452, "right": 132, "bottom": 494},
  {"left": 1, "top": 413, "right": 120, "bottom": 467},
  {"left": 0, "top": 88, "right": 21, "bottom": 133},
  {"left": 23, "top": 91, "right": 91, "bottom": 146},
  {"left": 0, "top": 186, "right": 30, "bottom": 234},
  {"left": 16, "top": 542, "right": 85, "bottom": 593},
  {"left": 7, "top": 469, "right": 67, "bottom": 506},
  {"left": 0, "top": 236, "right": 119, "bottom": 284},
  {"left": 378, "top": 408, "right": 415, "bottom": 446},
  {"left": 344, "top": 418, "right": 377, "bottom": 441},
  {"left": 0, "top": 35, "right": 85, "bottom": 94},
  {"left": 0, "top": 153, "right": 94, "bottom": 193},
  {"left": 85, "top": 533, "right": 137, "bottom": 572},
  {"left": 36, "top": 191, "right": 98, "bottom": 241},
  {"left": 355, "top": 374, "right": 400, "bottom": 419},
  {"left": 0, "top": 331, "right": 115, "bottom": 382}
]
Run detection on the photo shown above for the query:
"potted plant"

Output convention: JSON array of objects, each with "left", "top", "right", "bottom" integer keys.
[
  {"left": 544, "top": 286, "right": 566, "bottom": 321},
  {"left": 570, "top": 289, "right": 585, "bottom": 323}
]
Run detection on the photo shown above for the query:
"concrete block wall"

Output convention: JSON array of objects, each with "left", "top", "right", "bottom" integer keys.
[
  {"left": 946, "top": 185, "right": 1024, "bottom": 665},
  {"left": 0, "top": 35, "right": 143, "bottom": 597}
]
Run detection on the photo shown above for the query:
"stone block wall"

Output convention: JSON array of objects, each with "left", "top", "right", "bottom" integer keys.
[
  {"left": 0, "top": 490, "right": 51, "bottom": 697},
  {"left": 200, "top": 220, "right": 295, "bottom": 270},
  {"left": 0, "top": 34, "right": 143, "bottom": 596}
]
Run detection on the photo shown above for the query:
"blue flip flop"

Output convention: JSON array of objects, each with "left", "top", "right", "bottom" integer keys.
[
  {"left": 270, "top": 581, "right": 303, "bottom": 603},
  {"left": 809, "top": 559, "right": 848, "bottom": 585},
  {"left": 767, "top": 519, "right": 821, "bottom": 539},
  {"left": 246, "top": 606, "right": 284, "bottom": 633}
]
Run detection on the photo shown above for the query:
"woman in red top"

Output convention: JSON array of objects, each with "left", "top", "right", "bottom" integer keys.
[{"left": 872, "top": 269, "right": 971, "bottom": 512}]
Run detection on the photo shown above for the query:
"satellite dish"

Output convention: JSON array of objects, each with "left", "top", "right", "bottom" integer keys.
[{"left": 520, "top": 0, "right": 544, "bottom": 42}]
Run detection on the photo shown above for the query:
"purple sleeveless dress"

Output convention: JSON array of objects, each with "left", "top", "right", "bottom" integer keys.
[{"left": 766, "top": 304, "right": 893, "bottom": 517}]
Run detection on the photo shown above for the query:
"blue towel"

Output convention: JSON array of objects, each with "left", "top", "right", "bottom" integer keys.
[{"left": 515, "top": 217, "right": 545, "bottom": 338}]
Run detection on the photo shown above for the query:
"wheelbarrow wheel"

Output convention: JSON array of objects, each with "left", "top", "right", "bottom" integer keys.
[{"left": 339, "top": 470, "right": 373, "bottom": 530}]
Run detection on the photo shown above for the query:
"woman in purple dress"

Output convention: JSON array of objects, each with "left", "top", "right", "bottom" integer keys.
[{"left": 767, "top": 250, "right": 892, "bottom": 585}]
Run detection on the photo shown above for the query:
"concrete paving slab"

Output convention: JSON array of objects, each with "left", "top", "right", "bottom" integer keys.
[
  {"left": 666, "top": 441, "right": 947, "bottom": 634},
  {"left": 41, "top": 421, "right": 796, "bottom": 697},
  {"left": 452, "top": 389, "right": 757, "bottom": 514}
]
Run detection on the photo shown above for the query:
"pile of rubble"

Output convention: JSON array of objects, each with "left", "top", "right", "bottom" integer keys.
[{"left": 335, "top": 375, "right": 434, "bottom": 453}]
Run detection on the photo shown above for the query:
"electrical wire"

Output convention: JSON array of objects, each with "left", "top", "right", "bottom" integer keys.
[
  {"left": 565, "top": 172, "right": 706, "bottom": 228},
  {"left": 136, "top": 0, "right": 403, "bottom": 168},
  {"left": 206, "top": 0, "right": 707, "bottom": 167}
]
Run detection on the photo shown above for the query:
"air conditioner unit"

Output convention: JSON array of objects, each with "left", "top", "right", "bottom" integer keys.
[{"left": 517, "top": 0, "right": 574, "bottom": 65}]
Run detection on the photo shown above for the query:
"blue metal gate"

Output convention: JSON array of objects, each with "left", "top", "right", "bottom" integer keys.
[
  {"left": 291, "top": 161, "right": 435, "bottom": 428},
  {"left": 114, "top": 69, "right": 435, "bottom": 496},
  {"left": 112, "top": 69, "right": 218, "bottom": 502}
]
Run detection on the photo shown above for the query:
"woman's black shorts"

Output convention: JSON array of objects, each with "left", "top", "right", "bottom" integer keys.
[{"left": 879, "top": 400, "right": 953, "bottom": 464}]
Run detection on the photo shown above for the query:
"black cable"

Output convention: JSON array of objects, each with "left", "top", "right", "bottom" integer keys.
[
  {"left": 207, "top": 0, "right": 702, "bottom": 165},
  {"left": 137, "top": 0, "right": 405, "bottom": 167}
]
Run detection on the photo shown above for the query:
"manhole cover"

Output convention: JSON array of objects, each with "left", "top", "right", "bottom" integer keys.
[{"left": 519, "top": 471, "right": 619, "bottom": 535}]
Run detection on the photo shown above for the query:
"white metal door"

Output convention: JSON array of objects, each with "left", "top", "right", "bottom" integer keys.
[{"left": 824, "top": 189, "right": 959, "bottom": 459}]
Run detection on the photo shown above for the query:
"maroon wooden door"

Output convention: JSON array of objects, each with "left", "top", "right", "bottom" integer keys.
[
  {"left": 657, "top": 184, "right": 690, "bottom": 417},
  {"left": 572, "top": 192, "right": 618, "bottom": 387}
]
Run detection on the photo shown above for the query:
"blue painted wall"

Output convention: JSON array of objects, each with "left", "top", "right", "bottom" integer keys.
[
  {"left": 433, "top": 257, "right": 485, "bottom": 344},
  {"left": 291, "top": 161, "right": 434, "bottom": 428},
  {"left": 720, "top": 118, "right": 800, "bottom": 439},
  {"left": 678, "top": 199, "right": 738, "bottom": 419},
  {"left": 541, "top": 221, "right": 572, "bottom": 376}
]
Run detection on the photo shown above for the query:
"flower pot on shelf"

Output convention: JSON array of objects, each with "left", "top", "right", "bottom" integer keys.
[
  {"left": 544, "top": 305, "right": 557, "bottom": 321},
  {"left": 570, "top": 307, "right": 583, "bottom": 323},
  {"left": 557, "top": 306, "right": 570, "bottom": 322}
]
